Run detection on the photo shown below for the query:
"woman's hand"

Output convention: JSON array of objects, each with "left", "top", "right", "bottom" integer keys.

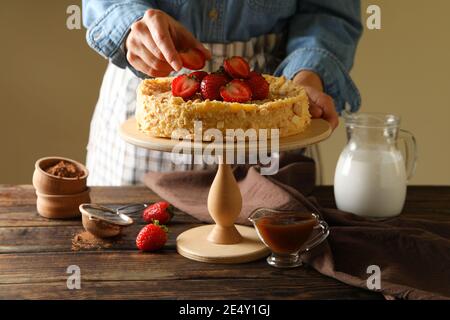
[
  {"left": 293, "top": 71, "right": 339, "bottom": 130},
  {"left": 125, "top": 9, "right": 211, "bottom": 77}
]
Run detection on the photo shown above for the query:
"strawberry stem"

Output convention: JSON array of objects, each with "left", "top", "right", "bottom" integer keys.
[{"left": 153, "top": 220, "right": 169, "bottom": 233}]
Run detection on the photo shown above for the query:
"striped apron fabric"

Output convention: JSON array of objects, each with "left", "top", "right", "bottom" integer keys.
[{"left": 86, "top": 33, "right": 317, "bottom": 186}]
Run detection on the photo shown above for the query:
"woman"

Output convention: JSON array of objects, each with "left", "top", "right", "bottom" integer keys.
[{"left": 82, "top": 0, "right": 362, "bottom": 186}]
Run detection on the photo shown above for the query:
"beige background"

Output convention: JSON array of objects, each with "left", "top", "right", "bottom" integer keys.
[{"left": 0, "top": 0, "right": 449, "bottom": 185}]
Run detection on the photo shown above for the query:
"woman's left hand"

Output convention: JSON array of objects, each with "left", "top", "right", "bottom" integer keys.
[{"left": 293, "top": 71, "right": 339, "bottom": 130}]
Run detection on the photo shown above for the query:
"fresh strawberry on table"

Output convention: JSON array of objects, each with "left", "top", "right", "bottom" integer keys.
[
  {"left": 220, "top": 79, "right": 252, "bottom": 102},
  {"left": 200, "top": 73, "right": 230, "bottom": 100},
  {"left": 171, "top": 74, "right": 200, "bottom": 100},
  {"left": 142, "top": 201, "right": 174, "bottom": 224},
  {"left": 247, "top": 71, "right": 269, "bottom": 100},
  {"left": 136, "top": 221, "right": 168, "bottom": 252},
  {"left": 223, "top": 56, "right": 250, "bottom": 79},
  {"left": 179, "top": 48, "right": 206, "bottom": 70}
]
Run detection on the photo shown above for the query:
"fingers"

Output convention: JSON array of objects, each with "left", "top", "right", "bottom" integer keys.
[
  {"left": 304, "top": 86, "right": 339, "bottom": 130},
  {"left": 327, "top": 113, "right": 339, "bottom": 130},
  {"left": 127, "top": 18, "right": 174, "bottom": 77},
  {"left": 144, "top": 10, "right": 182, "bottom": 71},
  {"left": 315, "top": 94, "right": 339, "bottom": 129},
  {"left": 134, "top": 43, "right": 173, "bottom": 73},
  {"left": 129, "top": 9, "right": 209, "bottom": 74},
  {"left": 126, "top": 51, "right": 150, "bottom": 74},
  {"left": 196, "top": 44, "right": 212, "bottom": 60},
  {"left": 130, "top": 19, "right": 165, "bottom": 61},
  {"left": 175, "top": 26, "right": 212, "bottom": 60},
  {"left": 126, "top": 51, "right": 172, "bottom": 77},
  {"left": 309, "top": 104, "right": 323, "bottom": 118}
]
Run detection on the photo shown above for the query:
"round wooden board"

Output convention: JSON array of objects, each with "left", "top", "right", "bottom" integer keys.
[
  {"left": 176, "top": 225, "right": 270, "bottom": 264},
  {"left": 119, "top": 118, "right": 331, "bottom": 153}
]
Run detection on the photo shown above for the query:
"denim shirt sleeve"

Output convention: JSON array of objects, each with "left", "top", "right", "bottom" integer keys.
[
  {"left": 82, "top": 0, "right": 154, "bottom": 74},
  {"left": 274, "top": 0, "right": 363, "bottom": 112}
]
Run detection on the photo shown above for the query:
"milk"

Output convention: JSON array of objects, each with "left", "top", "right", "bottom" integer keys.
[{"left": 334, "top": 148, "right": 407, "bottom": 218}]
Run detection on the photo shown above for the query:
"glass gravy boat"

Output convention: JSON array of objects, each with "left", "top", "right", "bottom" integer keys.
[{"left": 249, "top": 208, "right": 329, "bottom": 268}]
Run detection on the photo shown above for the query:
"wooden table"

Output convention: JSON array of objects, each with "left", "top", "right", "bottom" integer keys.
[{"left": 0, "top": 185, "right": 448, "bottom": 300}]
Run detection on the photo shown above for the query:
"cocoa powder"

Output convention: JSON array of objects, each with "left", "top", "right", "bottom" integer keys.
[
  {"left": 71, "top": 231, "right": 114, "bottom": 251},
  {"left": 46, "top": 160, "right": 84, "bottom": 178}
]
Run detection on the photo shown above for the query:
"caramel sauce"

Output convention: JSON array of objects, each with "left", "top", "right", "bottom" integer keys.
[{"left": 255, "top": 214, "right": 317, "bottom": 254}]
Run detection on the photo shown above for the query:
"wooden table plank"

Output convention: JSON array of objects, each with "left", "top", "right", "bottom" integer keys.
[
  {"left": 0, "top": 279, "right": 381, "bottom": 300},
  {"left": 0, "top": 251, "right": 361, "bottom": 284},
  {"left": 313, "top": 186, "right": 450, "bottom": 218},
  {"left": 0, "top": 222, "right": 202, "bottom": 253},
  {"left": 0, "top": 185, "right": 159, "bottom": 207}
]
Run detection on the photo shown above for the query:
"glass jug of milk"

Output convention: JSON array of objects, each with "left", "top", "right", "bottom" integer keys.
[{"left": 334, "top": 112, "right": 417, "bottom": 218}]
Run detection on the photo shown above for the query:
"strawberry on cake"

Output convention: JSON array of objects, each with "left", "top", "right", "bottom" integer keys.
[{"left": 135, "top": 52, "right": 311, "bottom": 140}]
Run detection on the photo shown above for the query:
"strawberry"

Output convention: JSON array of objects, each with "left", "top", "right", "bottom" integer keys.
[
  {"left": 247, "top": 72, "right": 269, "bottom": 100},
  {"left": 189, "top": 71, "right": 208, "bottom": 82},
  {"left": 220, "top": 79, "right": 252, "bottom": 102},
  {"left": 213, "top": 66, "right": 228, "bottom": 76},
  {"left": 179, "top": 48, "right": 206, "bottom": 70},
  {"left": 200, "top": 73, "right": 229, "bottom": 100},
  {"left": 171, "top": 74, "right": 200, "bottom": 100},
  {"left": 223, "top": 56, "right": 250, "bottom": 79},
  {"left": 136, "top": 221, "right": 168, "bottom": 252},
  {"left": 142, "top": 201, "right": 174, "bottom": 224}
]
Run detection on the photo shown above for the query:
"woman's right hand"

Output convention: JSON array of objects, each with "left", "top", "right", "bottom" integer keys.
[{"left": 125, "top": 9, "right": 211, "bottom": 77}]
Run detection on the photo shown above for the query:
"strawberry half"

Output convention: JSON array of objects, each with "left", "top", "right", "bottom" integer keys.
[
  {"left": 247, "top": 72, "right": 269, "bottom": 100},
  {"left": 220, "top": 79, "right": 252, "bottom": 102},
  {"left": 142, "top": 201, "right": 174, "bottom": 225},
  {"left": 171, "top": 74, "right": 200, "bottom": 100},
  {"left": 213, "top": 66, "right": 228, "bottom": 76},
  {"left": 200, "top": 73, "right": 229, "bottom": 100},
  {"left": 179, "top": 48, "right": 206, "bottom": 70},
  {"left": 223, "top": 56, "right": 250, "bottom": 79},
  {"left": 189, "top": 71, "right": 208, "bottom": 82},
  {"left": 136, "top": 221, "right": 168, "bottom": 252}
]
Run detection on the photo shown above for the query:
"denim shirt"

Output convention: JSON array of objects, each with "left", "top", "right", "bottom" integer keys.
[{"left": 82, "top": 0, "right": 363, "bottom": 112}]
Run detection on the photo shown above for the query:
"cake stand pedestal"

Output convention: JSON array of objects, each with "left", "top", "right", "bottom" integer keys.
[{"left": 119, "top": 118, "right": 331, "bottom": 264}]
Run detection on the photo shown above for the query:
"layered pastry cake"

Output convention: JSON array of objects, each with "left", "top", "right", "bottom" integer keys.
[{"left": 135, "top": 53, "right": 311, "bottom": 140}]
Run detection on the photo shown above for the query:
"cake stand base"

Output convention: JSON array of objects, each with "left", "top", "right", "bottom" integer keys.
[{"left": 176, "top": 225, "right": 269, "bottom": 264}]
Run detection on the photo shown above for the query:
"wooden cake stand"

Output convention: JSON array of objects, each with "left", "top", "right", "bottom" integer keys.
[{"left": 120, "top": 118, "right": 331, "bottom": 264}]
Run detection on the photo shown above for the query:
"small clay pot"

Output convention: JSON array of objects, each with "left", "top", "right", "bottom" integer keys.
[
  {"left": 36, "top": 188, "right": 91, "bottom": 219},
  {"left": 33, "top": 157, "right": 88, "bottom": 195}
]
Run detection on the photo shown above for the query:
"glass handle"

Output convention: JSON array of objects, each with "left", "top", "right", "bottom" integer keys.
[
  {"left": 399, "top": 129, "right": 418, "bottom": 181},
  {"left": 300, "top": 221, "right": 330, "bottom": 254}
]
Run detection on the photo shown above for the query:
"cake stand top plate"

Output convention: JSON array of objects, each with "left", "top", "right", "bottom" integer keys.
[{"left": 119, "top": 118, "right": 331, "bottom": 153}]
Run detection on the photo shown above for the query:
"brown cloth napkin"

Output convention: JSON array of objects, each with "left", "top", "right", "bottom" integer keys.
[{"left": 143, "top": 155, "right": 450, "bottom": 300}]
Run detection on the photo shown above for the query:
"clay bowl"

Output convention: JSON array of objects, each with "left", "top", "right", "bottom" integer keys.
[
  {"left": 33, "top": 156, "right": 88, "bottom": 195},
  {"left": 36, "top": 188, "right": 91, "bottom": 219}
]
